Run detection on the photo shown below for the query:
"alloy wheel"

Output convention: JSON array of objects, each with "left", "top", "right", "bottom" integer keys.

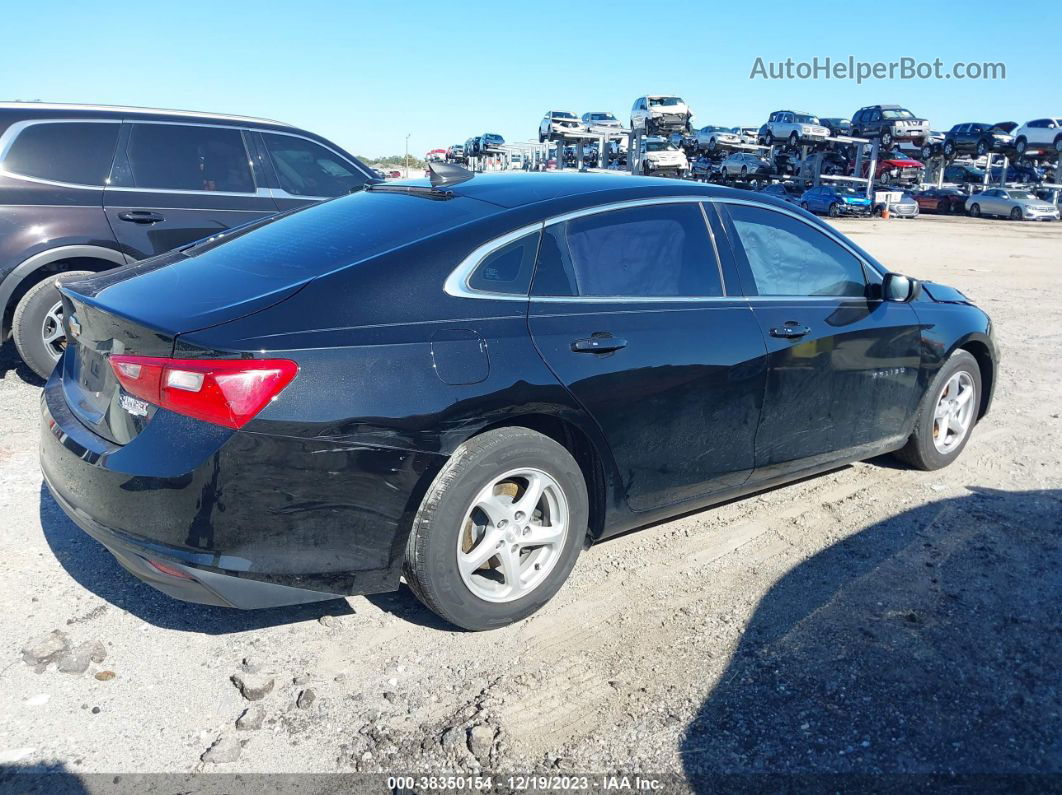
[
  {"left": 931, "top": 371, "right": 976, "bottom": 454},
  {"left": 456, "top": 468, "right": 569, "bottom": 603},
  {"left": 41, "top": 300, "right": 66, "bottom": 362}
]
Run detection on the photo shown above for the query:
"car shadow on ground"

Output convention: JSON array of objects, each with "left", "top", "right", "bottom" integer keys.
[
  {"left": 38, "top": 484, "right": 354, "bottom": 634},
  {"left": 0, "top": 340, "right": 45, "bottom": 386},
  {"left": 680, "top": 486, "right": 1062, "bottom": 783}
]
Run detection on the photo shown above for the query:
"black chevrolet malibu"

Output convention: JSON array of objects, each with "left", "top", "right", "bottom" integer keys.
[{"left": 41, "top": 172, "right": 996, "bottom": 630}]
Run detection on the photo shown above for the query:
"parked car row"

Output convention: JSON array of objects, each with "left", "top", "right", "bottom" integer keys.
[{"left": 446, "top": 133, "right": 507, "bottom": 163}]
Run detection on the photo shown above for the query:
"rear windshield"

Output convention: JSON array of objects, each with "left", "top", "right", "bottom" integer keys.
[{"left": 182, "top": 191, "right": 492, "bottom": 280}]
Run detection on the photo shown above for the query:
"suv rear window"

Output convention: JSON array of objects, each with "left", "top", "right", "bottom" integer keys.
[
  {"left": 2, "top": 121, "right": 119, "bottom": 186},
  {"left": 126, "top": 123, "right": 254, "bottom": 192}
]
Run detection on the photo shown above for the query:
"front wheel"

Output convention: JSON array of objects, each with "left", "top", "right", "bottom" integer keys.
[
  {"left": 12, "top": 270, "right": 96, "bottom": 379},
  {"left": 404, "top": 427, "right": 588, "bottom": 631},
  {"left": 969, "top": 203, "right": 981, "bottom": 217},
  {"left": 1010, "top": 207, "right": 1023, "bottom": 221},
  {"left": 828, "top": 202, "right": 841, "bottom": 217},
  {"left": 894, "top": 351, "right": 981, "bottom": 470},
  {"left": 880, "top": 131, "right": 893, "bottom": 148},
  {"left": 1015, "top": 137, "right": 1027, "bottom": 155}
]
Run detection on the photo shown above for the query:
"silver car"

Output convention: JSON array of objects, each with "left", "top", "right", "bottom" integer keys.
[
  {"left": 693, "top": 125, "right": 742, "bottom": 151},
  {"left": 581, "top": 111, "right": 623, "bottom": 130},
  {"left": 539, "top": 111, "right": 584, "bottom": 142},
  {"left": 966, "top": 188, "right": 1061, "bottom": 221},
  {"left": 719, "top": 152, "right": 773, "bottom": 179}
]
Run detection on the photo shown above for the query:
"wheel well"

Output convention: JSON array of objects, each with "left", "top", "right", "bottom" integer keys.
[
  {"left": 477, "top": 415, "right": 607, "bottom": 542},
  {"left": 960, "top": 341, "right": 994, "bottom": 419},
  {"left": 3, "top": 257, "right": 117, "bottom": 337}
]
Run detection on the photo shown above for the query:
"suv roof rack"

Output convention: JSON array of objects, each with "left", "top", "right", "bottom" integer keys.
[{"left": 0, "top": 101, "right": 293, "bottom": 127}]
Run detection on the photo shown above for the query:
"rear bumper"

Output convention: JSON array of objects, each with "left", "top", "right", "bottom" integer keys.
[{"left": 40, "top": 370, "right": 446, "bottom": 609}]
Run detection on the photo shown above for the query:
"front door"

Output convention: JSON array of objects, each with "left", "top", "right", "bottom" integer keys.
[
  {"left": 527, "top": 200, "right": 767, "bottom": 512},
  {"left": 104, "top": 122, "right": 279, "bottom": 260},
  {"left": 717, "top": 201, "right": 922, "bottom": 480}
]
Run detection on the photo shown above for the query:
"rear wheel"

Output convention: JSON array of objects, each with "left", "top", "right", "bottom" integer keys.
[
  {"left": 976, "top": 139, "right": 989, "bottom": 156},
  {"left": 943, "top": 140, "right": 956, "bottom": 158},
  {"left": 12, "top": 270, "right": 95, "bottom": 379},
  {"left": 403, "top": 427, "right": 587, "bottom": 631},
  {"left": 894, "top": 351, "right": 981, "bottom": 470}
]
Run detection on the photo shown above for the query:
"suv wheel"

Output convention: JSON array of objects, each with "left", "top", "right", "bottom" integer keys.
[
  {"left": 1054, "top": 135, "right": 1062, "bottom": 154},
  {"left": 403, "top": 427, "right": 588, "bottom": 631},
  {"left": 788, "top": 132, "right": 799, "bottom": 148},
  {"left": 920, "top": 143, "right": 934, "bottom": 160},
  {"left": 943, "top": 140, "right": 956, "bottom": 158},
  {"left": 764, "top": 131, "right": 774, "bottom": 147},
  {"left": 13, "top": 270, "right": 95, "bottom": 380},
  {"left": 1015, "top": 137, "right": 1027, "bottom": 155},
  {"left": 880, "top": 131, "right": 894, "bottom": 148},
  {"left": 976, "top": 139, "right": 989, "bottom": 156}
]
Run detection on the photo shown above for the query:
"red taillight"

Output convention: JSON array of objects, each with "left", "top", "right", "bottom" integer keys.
[
  {"left": 109, "top": 355, "right": 298, "bottom": 430},
  {"left": 146, "top": 559, "right": 194, "bottom": 579}
]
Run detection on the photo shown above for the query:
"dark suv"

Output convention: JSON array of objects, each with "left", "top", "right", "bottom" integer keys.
[
  {"left": 941, "top": 122, "right": 1016, "bottom": 158},
  {"left": 0, "top": 102, "right": 373, "bottom": 377},
  {"left": 851, "top": 105, "right": 930, "bottom": 149}
]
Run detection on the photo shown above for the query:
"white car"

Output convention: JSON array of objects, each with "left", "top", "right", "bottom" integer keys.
[
  {"left": 1012, "top": 118, "right": 1062, "bottom": 156},
  {"left": 630, "top": 95, "right": 692, "bottom": 135},
  {"left": 539, "top": 111, "right": 584, "bottom": 142},
  {"left": 693, "top": 126, "right": 743, "bottom": 152},
  {"left": 581, "top": 111, "right": 623, "bottom": 131},
  {"left": 764, "top": 110, "right": 831, "bottom": 147},
  {"left": 638, "top": 136, "right": 688, "bottom": 177}
]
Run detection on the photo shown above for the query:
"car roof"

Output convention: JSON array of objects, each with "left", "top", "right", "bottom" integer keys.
[{"left": 0, "top": 101, "right": 293, "bottom": 129}]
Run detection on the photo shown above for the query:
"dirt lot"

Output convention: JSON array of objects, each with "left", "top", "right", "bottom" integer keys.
[{"left": 0, "top": 214, "right": 1059, "bottom": 785}]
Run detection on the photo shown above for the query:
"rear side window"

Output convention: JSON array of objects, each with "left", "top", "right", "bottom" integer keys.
[
  {"left": 126, "top": 123, "right": 254, "bottom": 192},
  {"left": 3, "top": 121, "right": 119, "bottom": 186},
  {"left": 727, "top": 204, "right": 866, "bottom": 298},
  {"left": 262, "top": 133, "right": 365, "bottom": 197},
  {"left": 532, "top": 203, "right": 723, "bottom": 298},
  {"left": 468, "top": 231, "right": 539, "bottom": 295}
]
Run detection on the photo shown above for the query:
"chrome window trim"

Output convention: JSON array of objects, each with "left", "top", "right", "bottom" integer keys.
[
  {"left": 443, "top": 222, "right": 544, "bottom": 302},
  {"left": 0, "top": 118, "right": 122, "bottom": 189},
  {"left": 444, "top": 194, "right": 883, "bottom": 304}
]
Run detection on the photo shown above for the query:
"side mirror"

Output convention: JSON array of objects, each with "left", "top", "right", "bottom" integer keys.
[{"left": 882, "top": 272, "right": 921, "bottom": 302}]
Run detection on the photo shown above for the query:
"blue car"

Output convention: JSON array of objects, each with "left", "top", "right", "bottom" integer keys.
[{"left": 800, "top": 185, "right": 872, "bottom": 217}]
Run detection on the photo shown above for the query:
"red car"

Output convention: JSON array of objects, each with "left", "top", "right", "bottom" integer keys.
[
  {"left": 863, "top": 156, "right": 924, "bottom": 185},
  {"left": 913, "top": 187, "right": 968, "bottom": 214}
]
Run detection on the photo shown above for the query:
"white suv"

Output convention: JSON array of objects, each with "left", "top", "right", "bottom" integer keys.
[
  {"left": 638, "top": 136, "right": 688, "bottom": 177},
  {"left": 1012, "top": 118, "right": 1062, "bottom": 156},
  {"left": 630, "top": 95, "right": 692, "bottom": 135},
  {"left": 764, "top": 110, "right": 831, "bottom": 147}
]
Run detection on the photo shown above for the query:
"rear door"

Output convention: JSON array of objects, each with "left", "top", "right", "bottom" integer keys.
[
  {"left": 717, "top": 201, "right": 922, "bottom": 480},
  {"left": 104, "top": 121, "right": 279, "bottom": 260},
  {"left": 527, "top": 199, "right": 767, "bottom": 512}
]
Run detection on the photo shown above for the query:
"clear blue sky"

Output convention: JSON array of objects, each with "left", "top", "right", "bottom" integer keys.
[{"left": 0, "top": 0, "right": 1045, "bottom": 159}]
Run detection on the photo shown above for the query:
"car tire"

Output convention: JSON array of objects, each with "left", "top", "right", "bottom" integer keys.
[
  {"left": 976, "top": 139, "right": 989, "bottom": 156},
  {"left": 921, "top": 144, "right": 934, "bottom": 160},
  {"left": 880, "top": 131, "right": 893, "bottom": 148},
  {"left": 1010, "top": 207, "right": 1023, "bottom": 221},
  {"left": 969, "top": 203, "right": 981, "bottom": 217},
  {"left": 828, "top": 202, "right": 840, "bottom": 217},
  {"left": 800, "top": 201, "right": 810, "bottom": 211},
  {"left": 943, "top": 141, "right": 956, "bottom": 158},
  {"left": 403, "top": 427, "right": 588, "bottom": 631},
  {"left": 788, "top": 132, "right": 799, "bottom": 148},
  {"left": 764, "top": 131, "right": 774, "bottom": 147},
  {"left": 1054, "top": 135, "right": 1062, "bottom": 154},
  {"left": 740, "top": 165, "right": 748, "bottom": 178},
  {"left": 1015, "top": 137, "right": 1027, "bottom": 155},
  {"left": 894, "top": 350, "right": 981, "bottom": 471},
  {"left": 12, "top": 270, "right": 95, "bottom": 380}
]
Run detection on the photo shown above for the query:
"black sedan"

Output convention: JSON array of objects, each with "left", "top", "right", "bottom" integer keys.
[{"left": 41, "top": 171, "right": 997, "bottom": 630}]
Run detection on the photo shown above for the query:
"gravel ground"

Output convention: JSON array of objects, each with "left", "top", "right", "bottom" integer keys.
[{"left": 0, "top": 214, "right": 1059, "bottom": 785}]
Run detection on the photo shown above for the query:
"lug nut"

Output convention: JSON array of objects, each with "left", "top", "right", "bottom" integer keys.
[{"left": 515, "top": 511, "right": 525, "bottom": 521}]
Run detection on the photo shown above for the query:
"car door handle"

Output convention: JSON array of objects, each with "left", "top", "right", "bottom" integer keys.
[
  {"left": 117, "top": 211, "right": 165, "bottom": 224},
  {"left": 571, "top": 336, "right": 628, "bottom": 353},
  {"left": 769, "top": 324, "right": 811, "bottom": 339}
]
